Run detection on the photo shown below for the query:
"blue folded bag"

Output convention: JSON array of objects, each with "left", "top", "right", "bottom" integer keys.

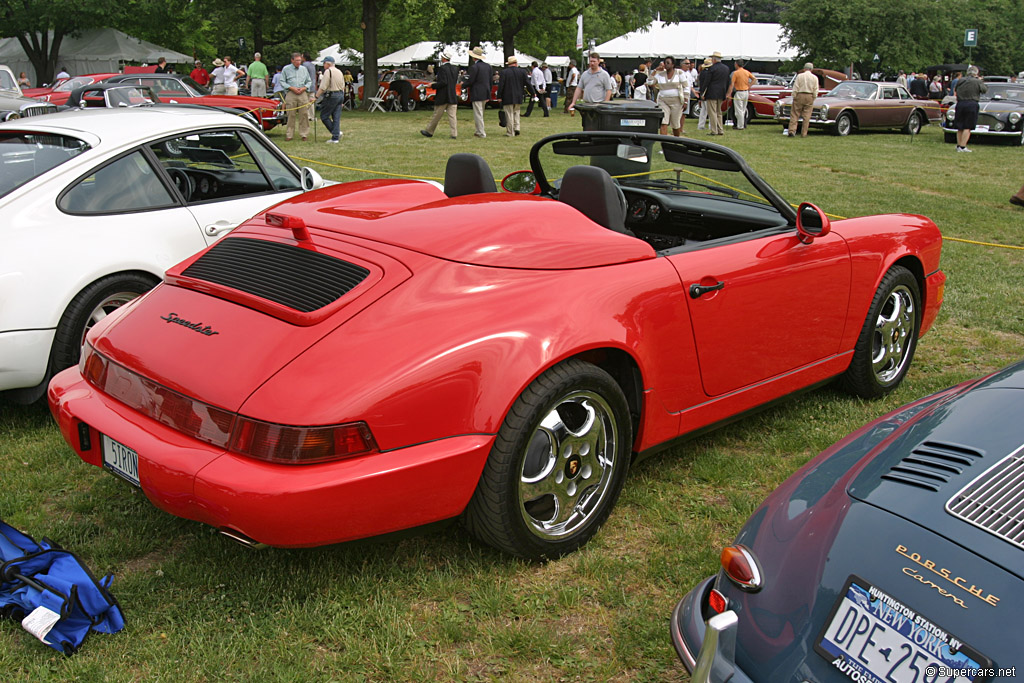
[{"left": 0, "top": 519, "right": 124, "bottom": 654}]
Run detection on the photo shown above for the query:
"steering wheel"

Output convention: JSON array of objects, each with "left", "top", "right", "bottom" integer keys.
[{"left": 165, "top": 167, "right": 193, "bottom": 202}]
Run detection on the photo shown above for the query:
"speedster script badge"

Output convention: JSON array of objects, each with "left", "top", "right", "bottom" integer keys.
[{"left": 160, "top": 312, "right": 219, "bottom": 336}]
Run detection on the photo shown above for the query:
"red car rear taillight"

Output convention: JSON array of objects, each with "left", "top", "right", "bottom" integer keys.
[
  {"left": 231, "top": 418, "right": 378, "bottom": 464},
  {"left": 81, "top": 344, "right": 378, "bottom": 464}
]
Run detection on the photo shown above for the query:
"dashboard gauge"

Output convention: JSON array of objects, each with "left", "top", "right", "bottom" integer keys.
[
  {"left": 199, "top": 177, "right": 211, "bottom": 195},
  {"left": 629, "top": 197, "right": 647, "bottom": 220},
  {"left": 647, "top": 203, "right": 661, "bottom": 221}
]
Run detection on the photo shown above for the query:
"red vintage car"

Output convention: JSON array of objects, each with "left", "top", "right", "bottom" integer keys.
[
  {"left": 49, "top": 133, "right": 945, "bottom": 561},
  {"left": 104, "top": 73, "right": 285, "bottom": 131},
  {"left": 31, "top": 72, "right": 285, "bottom": 130},
  {"left": 26, "top": 74, "right": 120, "bottom": 106}
]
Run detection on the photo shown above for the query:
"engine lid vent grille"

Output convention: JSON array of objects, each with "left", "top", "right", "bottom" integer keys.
[
  {"left": 181, "top": 237, "right": 370, "bottom": 313},
  {"left": 881, "top": 441, "right": 984, "bottom": 492},
  {"left": 946, "top": 443, "right": 1024, "bottom": 550}
]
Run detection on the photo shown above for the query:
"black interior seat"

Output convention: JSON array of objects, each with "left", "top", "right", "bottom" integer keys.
[
  {"left": 557, "top": 165, "right": 629, "bottom": 234},
  {"left": 443, "top": 153, "right": 497, "bottom": 197}
]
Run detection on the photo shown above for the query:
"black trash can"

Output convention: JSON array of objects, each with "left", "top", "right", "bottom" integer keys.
[{"left": 574, "top": 100, "right": 662, "bottom": 178}]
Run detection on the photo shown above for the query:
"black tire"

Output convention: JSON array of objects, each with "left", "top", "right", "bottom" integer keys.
[
  {"left": 903, "top": 111, "right": 922, "bottom": 135},
  {"left": 690, "top": 101, "right": 702, "bottom": 120},
  {"left": 51, "top": 273, "right": 159, "bottom": 373},
  {"left": 161, "top": 139, "right": 184, "bottom": 158},
  {"left": 463, "top": 359, "right": 632, "bottom": 560},
  {"left": 840, "top": 265, "right": 921, "bottom": 399},
  {"left": 833, "top": 112, "right": 853, "bottom": 136},
  {"left": 943, "top": 131, "right": 957, "bottom": 143},
  {"left": 747, "top": 103, "right": 757, "bottom": 124}
]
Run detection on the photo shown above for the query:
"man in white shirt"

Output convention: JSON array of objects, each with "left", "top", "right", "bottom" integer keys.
[
  {"left": 564, "top": 60, "right": 580, "bottom": 113},
  {"left": 530, "top": 61, "right": 549, "bottom": 116}
]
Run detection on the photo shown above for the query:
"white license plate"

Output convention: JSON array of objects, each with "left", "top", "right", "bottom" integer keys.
[
  {"left": 974, "top": 125, "right": 990, "bottom": 132},
  {"left": 102, "top": 435, "right": 140, "bottom": 487},
  {"left": 815, "top": 576, "right": 991, "bottom": 683}
]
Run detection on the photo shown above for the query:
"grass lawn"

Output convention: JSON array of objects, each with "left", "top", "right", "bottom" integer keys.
[{"left": 2, "top": 106, "right": 1023, "bottom": 681}]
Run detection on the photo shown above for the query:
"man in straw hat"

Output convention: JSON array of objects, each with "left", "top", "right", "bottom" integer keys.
[
  {"left": 466, "top": 46, "right": 493, "bottom": 137},
  {"left": 497, "top": 55, "right": 527, "bottom": 137},
  {"left": 421, "top": 51, "right": 460, "bottom": 139}
]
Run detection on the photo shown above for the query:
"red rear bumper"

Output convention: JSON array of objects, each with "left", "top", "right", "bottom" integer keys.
[{"left": 49, "top": 367, "right": 494, "bottom": 547}]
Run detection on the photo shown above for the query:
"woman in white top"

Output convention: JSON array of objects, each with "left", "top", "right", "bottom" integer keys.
[{"left": 653, "top": 56, "right": 689, "bottom": 136}]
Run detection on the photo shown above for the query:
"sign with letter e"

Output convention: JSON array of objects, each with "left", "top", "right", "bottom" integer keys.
[{"left": 964, "top": 29, "right": 978, "bottom": 46}]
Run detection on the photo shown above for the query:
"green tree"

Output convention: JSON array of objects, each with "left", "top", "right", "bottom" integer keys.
[
  {"left": 0, "top": 0, "right": 123, "bottom": 83},
  {"left": 780, "top": 0, "right": 965, "bottom": 74}
]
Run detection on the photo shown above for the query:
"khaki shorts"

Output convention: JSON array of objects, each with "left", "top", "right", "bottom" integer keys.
[{"left": 658, "top": 94, "right": 684, "bottom": 128}]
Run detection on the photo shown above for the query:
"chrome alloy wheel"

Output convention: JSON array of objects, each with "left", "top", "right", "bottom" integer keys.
[
  {"left": 871, "top": 284, "right": 916, "bottom": 384},
  {"left": 79, "top": 291, "right": 139, "bottom": 347},
  {"left": 518, "top": 391, "right": 619, "bottom": 540}
]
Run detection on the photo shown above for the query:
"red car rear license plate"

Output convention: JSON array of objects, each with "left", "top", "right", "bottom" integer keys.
[{"left": 102, "top": 435, "right": 140, "bottom": 487}]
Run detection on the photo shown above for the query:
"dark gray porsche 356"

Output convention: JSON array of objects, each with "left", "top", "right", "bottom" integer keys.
[{"left": 672, "top": 361, "right": 1024, "bottom": 682}]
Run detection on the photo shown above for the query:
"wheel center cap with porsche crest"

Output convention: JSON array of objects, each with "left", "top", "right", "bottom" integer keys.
[{"left": 564, "top": 454, "right": 582, "bottom": 479}]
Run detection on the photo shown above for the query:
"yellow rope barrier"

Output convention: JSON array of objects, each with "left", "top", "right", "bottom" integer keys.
[{"left": 290, "top": 155, "right": 444, "bottom": 181}]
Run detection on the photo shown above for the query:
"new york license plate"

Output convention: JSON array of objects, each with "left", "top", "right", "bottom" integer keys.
[
  {"left": 815, "top": 576, "right": 992, "bottom": 683},
  {"left": 102, "top": 435, "right": 140, "bottom": 487}
]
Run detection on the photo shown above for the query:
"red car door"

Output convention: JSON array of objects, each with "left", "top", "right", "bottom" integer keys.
[{"left": 667, "top": 230, "right": 851, "bottom": 397}]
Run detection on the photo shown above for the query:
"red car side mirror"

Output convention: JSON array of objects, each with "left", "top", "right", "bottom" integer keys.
[{"left": 796, "top": 202, "right": 831, "bottom": 244}]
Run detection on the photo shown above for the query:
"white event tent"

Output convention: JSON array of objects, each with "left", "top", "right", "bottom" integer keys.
[
  {"left": 314, "top": 45, "right": 363, "bottom": 66},
  {"left": 594, "top": 21, "right": 798, "bottom": 62},
  {"left": 0, "top": 28, "right": 192, "bottom": 85},
  {"left": 379, "top": 41, "right": 540, "bottom": 68}
]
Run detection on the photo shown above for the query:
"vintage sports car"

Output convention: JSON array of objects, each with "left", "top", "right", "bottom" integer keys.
[
  {"left": 30, "top": 72, "right": 286, "bottom": 130},
  {"left": 775, "top": 81, "right": 942, "bottom": 136},
  {"left": 672, "top": 360, "right": 1024, "bottom": 682},
  {"left": 25, "top": 73, "right": 120, "bottom": 106},
  {"left": 941, "top": 83, "right": 1024, "bottom": 145},
  {"left": 0, "top": 107, "right": 325, "bottom": 403},
  {"left": 358, "top": 69, "right": 435, "bottom": 111},
  {"left": 49, "top": 132, "right": 944, "bottom": 561},
  {"left": 104, "top": 73, "right": 286, "bottom": 131}
]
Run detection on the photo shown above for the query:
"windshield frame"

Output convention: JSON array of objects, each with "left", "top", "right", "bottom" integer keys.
[{"left": 528, "top": 131, "right": 796, "bottom": 223}]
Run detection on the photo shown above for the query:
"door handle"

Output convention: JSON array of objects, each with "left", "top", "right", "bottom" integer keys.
[
  {"left": 205, "top": 221, "right": 239, "bottom": 236},
  {"left": 689, "top": 281, "right": 725, "bottom": 298}
]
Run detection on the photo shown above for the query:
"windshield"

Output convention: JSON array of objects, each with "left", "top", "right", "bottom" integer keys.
[
  {"left": 0, "top": 70, "right": 17, "bottom": 92},
  {"left": 181, "top": 77, "right": 208, "bottom": 95},
  {"left": 0, "top": 133, "right": 90, "bottom": 199},
  {"left": 56, "top": 76, "right": 96, "bottom": 92},
  {"left": 826, "top": 82, "right": 876, "bottom": 99},
  {"left": 982, "top": 84, "right": 1024, "bottom": 101},
  {"left": 533, "top": 133, "right": 783, "bottom": 211},
  {"left": 105, "top": 87, "right": 157, "bottom": 107}
]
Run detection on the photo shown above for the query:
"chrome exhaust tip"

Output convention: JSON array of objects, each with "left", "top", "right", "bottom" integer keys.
[{"left": 217, "top": 528, "right": 268, "bottom": 549}]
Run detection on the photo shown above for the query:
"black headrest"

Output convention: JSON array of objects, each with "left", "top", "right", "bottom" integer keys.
[
  {"left": 444, "top": 153, "right": 497, "bottom": 197},
  {"left": 558, "top": 165, "right": 627, "bottom": 233}
]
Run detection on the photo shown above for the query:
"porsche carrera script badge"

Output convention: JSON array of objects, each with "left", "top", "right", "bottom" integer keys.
[{"left": 161, "top": 312, "right": 219, "bottom": 336}]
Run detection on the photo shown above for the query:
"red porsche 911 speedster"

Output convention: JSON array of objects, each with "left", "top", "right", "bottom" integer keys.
[{"left": 49, "top": 132, "right": 945, "bottom": 560}]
